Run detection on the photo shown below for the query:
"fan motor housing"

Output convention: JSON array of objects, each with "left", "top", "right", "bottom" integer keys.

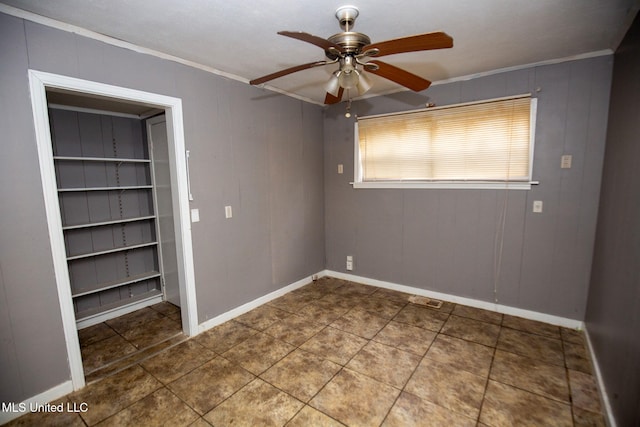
[{"left": 326, "top": 32, "right": 371, "bottom": 58}]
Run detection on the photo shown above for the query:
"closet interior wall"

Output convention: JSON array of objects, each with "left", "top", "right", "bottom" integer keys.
[{"left": 49, "top": 107, "right": 164, "bottom": 327}]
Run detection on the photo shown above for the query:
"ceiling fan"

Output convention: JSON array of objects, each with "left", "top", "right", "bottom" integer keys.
[{"left": 250, "top": 5, "right": 453, "bottom": 104}]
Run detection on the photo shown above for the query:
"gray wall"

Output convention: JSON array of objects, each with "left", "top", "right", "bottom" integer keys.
[
  {"left": 585, "top": 13, "right": 640, "bottom": 427},
  {"left": 0, "top": 12, "right": 324, "bottom": 403},
  {"left": 324, "top": 56, "right": 612, "bottom": 320}
]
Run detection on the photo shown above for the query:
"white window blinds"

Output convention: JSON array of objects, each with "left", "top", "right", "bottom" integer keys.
[{"left": 356, "top": 96, "right": 535, "bottom": 183}]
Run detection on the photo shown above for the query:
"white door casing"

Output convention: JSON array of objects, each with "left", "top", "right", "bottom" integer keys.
[{"left": 28, "top": 70, "right": 198, "bottom": 390}]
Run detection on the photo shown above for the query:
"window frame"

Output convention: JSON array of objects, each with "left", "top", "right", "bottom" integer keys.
[{"left": 353, "top": 94, "right": 538, "bottom": 190}]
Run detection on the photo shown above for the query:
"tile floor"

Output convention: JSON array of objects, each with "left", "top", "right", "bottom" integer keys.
[
  {"left": 8, "top": 277, "right": 605, "bottom": 426},
  {"left": 77, "top": 301, "right": 185, "bottom": 384}
]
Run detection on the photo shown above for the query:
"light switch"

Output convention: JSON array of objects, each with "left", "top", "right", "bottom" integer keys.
[
  {"left": 225, "top": 205, "right": 232, "bottom": 219},
  {"left": 191, "top": 208, "right": 200, "bottom": 223},
  {"left": 338, "top": 164, "right": 344, "bottom": 174}
]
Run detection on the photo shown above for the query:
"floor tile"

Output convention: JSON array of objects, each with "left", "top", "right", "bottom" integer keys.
[
  {"left": 382, "top": 391, "right": 476, "bottom": 427},
  {"left": 78, "top": 322, "right": 117, "bottom": 347},
  {"left": 296, "top": 299, "right": 351, "bottom": 325},
  {"left": 452, "top": 304, "right": 503, "bottom": 325},
  {"left": 204, "top": 379, "right": 303, "bottom": 426},
  {"left": 299, "top": 326, "right": 368, "bottom": 365},
  {"left": 393, "top": 303, "right": 450, "bottom": 332},
  {"left": 373, "top": 320, "right": 436, "bottom": 356},
  {"left": 331, "top": 281, "right": 378, "bottom": 297},
  {"left": 267, "top": 292, "right": 317, "bottom": 313},
  {"left": 425, "top": 334, "right": 494, "bottom": 377},
  {"left": 97, "top": 388, "right": 198, "bottom": 426},
  {"left": 490, "top": 349, "right": 569, "bottom": 402},
  {"left": 85, "top": 334, "right": 187, "bottom": 384},
  {"left": 479, "top": 380, "right": 573, "bottom": 427},
  {"left": 354, "top": 296, "right": 406, "bottom": 319},
  {"left": 564, "top": 340, "right": 593, "bottom": 374},
  {"left": 568, "top": 369, "right": 602, "bottom": 413},
  {"left": 222, "top": 332, "right": 295, "bottom": 375},
  {"left": 371, "top": 287, "right": 413, "bottom": 304},
  {"left": 234, "top": 304, "right": 291, "bottom": 331},
  {"left": 561, "top": 327, "right": 587, "bottom": 345},
  {"left": 119, "top": 316, "right": 182, "bottom": 349},
  {"left": 141, "top": 340, "right": 215, "bottom": 384},
  {"left": 330, "top": 308, "right": 389, "bottom": 339},
  {"left": 347, "top": 341, "right": 421, "bottom": 389},
  {"left": 497, "top": 327, "right": 564, "bottom": 366},
  {"left": 69, "top": 365, "right": 162, "bottom": 426},
  {"left": 502, "top": 314, "right": 561, "bottom": 339},
  {"left": 168, "top": 356, "right": 255, "bottom": 415},
  {"left": 441, "top": 315, "right": 501, "bottom": 347},
  {"left": 105, "top": 307, "right": 164, "bottom": 335},
  {"left": 285, "top": 405, "right": 344, "bottom": 427},
  {"left": 404, "top": 357, "right": 486, "bottom": 419},
  {"left": 149, "top": 301, "right": 181, "bottom": 317},
  {"left": 572, "top": 406, "right": 606, "bottom": 427},
  {"left": 80, "top": 334, "right": 138, "bottom": 374},
  {"left": 193, "top": 320, "right": 258, "bottom": 354},
  {"left": 310, "top": 368, "right": 400, "bottom": 426},
  {"left": 263, "top": 314, "right": 325, "bottom": 346},
  {"left": 261, "top": 349, "right": 341, "bottom": 402}
]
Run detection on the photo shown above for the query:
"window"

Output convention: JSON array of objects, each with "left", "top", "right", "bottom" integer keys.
[{"left": 354, "top": 95, "right": 537, "bottom": 189}]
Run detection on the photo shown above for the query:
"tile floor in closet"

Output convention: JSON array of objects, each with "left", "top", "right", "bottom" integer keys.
[{"left": 8, "top": 277, "right": 605, "bottom": 426}]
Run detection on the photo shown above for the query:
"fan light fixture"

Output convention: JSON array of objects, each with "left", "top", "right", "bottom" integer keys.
[{"left": 249, "top": 5, "right": 453, "bottom": 105}]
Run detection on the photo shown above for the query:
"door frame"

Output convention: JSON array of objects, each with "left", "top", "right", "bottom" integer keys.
[{"left": 28, "top": 70, "right": 198, "bottom": 390}]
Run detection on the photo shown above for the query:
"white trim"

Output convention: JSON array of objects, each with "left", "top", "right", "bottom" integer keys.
[
  {"left": 28, "top": 70, "right": 198, "bottom": 392},
  {"left": 324, "top": 270, "right": 584, "bottom": 329},
  {"left": 584, "top": 328, "right": 618, "bottom": 427},
  {"left": 0, "top": 380, "right": 73, "bottom": 424},
  {"left": 198, "top": 273, "right": 323, "bottom": 333}
]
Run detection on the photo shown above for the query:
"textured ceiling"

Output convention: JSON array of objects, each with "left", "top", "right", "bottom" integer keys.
[{"left": 2, "top": 0, "right": 638, "bottom": 104}]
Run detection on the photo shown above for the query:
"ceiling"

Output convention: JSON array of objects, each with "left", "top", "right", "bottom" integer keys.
[{"left": 2, "top": 0, "right": 638, "bottom": 105}]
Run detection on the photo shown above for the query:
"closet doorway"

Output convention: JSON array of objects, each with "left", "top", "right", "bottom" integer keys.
[{"left": 29, "top": 70, "right": 197, "bottom": 391}]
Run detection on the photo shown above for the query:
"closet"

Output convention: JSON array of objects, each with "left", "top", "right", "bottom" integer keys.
[{"left": 49, "top": 105, "right": 174, "bottom": 327}]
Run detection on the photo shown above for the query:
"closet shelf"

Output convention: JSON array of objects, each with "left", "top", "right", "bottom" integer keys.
[
  {"left": 54, "top": 155, "right": 151, "bottom": 163},
  {"left": 66, "top": 241, "right": 158, "bottom": 260},
  {"left": 75, "top": 289, "right": 163, "bottom": 323},
  {"left": 58, "top": 185, "right": 153, "bottom": 192},
  {"left": 72, "top": 271, "right": 161, "bottom": 298},
  {"left": 63, "top": 215, "right": 156, "bottom": 230}
]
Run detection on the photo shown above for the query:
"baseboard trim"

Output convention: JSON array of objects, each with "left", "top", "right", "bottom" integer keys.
[
  {"left": 0, "top": 380, "right": 74, "bottom": 424},
  {"left": 324, "top": 270, "right": 584, "bottom": 329},
  {"left": 584, "top": 327, "right": 617, "bottom": 427},
  {"left": 197, "top": 272, "right": 324, "bottom": 333}
]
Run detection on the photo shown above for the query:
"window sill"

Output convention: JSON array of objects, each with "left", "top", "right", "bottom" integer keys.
[{"left": 351, "top": 181, "right": 537, "bottom": 190}]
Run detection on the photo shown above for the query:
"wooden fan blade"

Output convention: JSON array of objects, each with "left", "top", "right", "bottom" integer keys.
[
  {"left": 324, "top": 87, "right": 344, "bottom": 104},
  {"left": 366, "top": 60, "right": 431, "bottom": 92},
  {"left": 250, "top": 61, "right": 327, "bottom": 86},
  {"left": 278, "top": 31, "right": 344, "bottom": 53},
  {"left": 363, "top": 31, "right": 453, "bottom": 57}
]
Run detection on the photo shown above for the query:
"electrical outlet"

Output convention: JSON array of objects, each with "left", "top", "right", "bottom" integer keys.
[
  {"left": 346, "top": 255, "right": 353, "bottom": 271},
  {"left": 561, "top": 155, "right": 572, "bottom": 169},
  {"left": 533, "top": 200, "right": 543, "bottom": 213}
]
